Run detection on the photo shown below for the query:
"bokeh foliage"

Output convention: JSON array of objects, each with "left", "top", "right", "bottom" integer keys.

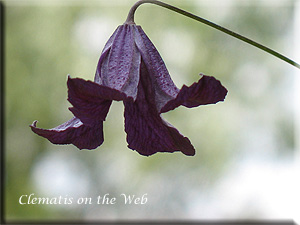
[{"left": 4, "top": 0, "right": 296, "bottom": 221}]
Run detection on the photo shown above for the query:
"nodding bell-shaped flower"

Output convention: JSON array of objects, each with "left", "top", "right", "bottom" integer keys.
[{"left": 31, "top": 21, "right": 227, "bottom": 156}]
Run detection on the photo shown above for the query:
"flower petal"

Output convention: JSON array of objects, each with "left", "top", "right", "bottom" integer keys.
[
  {"left": 124, "top": 62, "right": 195, "bottom": 156},
  {"left": 124, "top": 101, "right": 195, "bottom": 156},
  {"left": 67, "top": 77, "right": 131, "bottom": 126},
  {"left": 30, "top": 118, "right": 104, "bottom": 150},
  {"left": 94, "top": 25, "right": 120, "bottom": 84},
  {"left": 134, "top": 25, "right": 180, "bottom": 112},
  {"left": 99, "top": 24, "right": 140, "bottom": 99},
  {"left": 160, "top": 75, "right": 228, "bottom": 113}
]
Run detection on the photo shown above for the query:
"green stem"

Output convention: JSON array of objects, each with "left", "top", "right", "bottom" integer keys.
[{"left": 125, "top": 0, "right": 300, "bottom": 69}]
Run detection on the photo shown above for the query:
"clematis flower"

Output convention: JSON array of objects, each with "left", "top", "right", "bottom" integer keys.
[{"left": 31, "top": 23, "right": 227, "bottom": 156}]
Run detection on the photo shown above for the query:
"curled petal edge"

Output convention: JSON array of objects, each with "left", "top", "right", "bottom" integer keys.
[
  {"left": 160, "top": 74, "right": 228, "bottom": 113},
  {"left": 30, "top": 118, "right": 104, "bottom": 150}
]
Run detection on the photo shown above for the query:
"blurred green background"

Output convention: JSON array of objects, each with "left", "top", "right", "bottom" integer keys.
[{"left": 3, "top": 0, "right": 299, "bottom": 222}]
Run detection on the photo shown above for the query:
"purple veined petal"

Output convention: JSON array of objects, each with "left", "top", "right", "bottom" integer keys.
[
  {"left": 30, "top": 118, "right": 104, "bottom": 150},
  {"left": 124, "top": 62, "right": 195, "bottom": 156},
  {"left": 67, "top": 76, "right": 131, "bottom": 126},
  {"left": 160, "top": 74, "right": 228, "bottom": 113},
  {"left": 94, "top": 26, "right": 120, "bottom": 84},
  {"left": 134, "top": 25, "right": 180, "bottom": 112},
  {"left": 99, "top": 24, "right": 140, "bottom": 100},
  {"left": 101, "top": 25, "right": 120, "bottom": 54}
]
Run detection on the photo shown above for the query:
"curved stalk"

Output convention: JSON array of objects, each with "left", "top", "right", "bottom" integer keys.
[{"left": 125, "top": 0, "right": 300, "bottom": 69}]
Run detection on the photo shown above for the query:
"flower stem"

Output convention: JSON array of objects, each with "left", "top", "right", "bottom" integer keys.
[{"left": 126, "top": 0, "right": 300, "bottom": 69}]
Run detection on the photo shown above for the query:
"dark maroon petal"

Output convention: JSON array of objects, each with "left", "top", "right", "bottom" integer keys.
[
  {"left": 160, "top": 75, "right": 228, "bottom": 113},
  {"left": 67, "top": 77, "right": 130, "bottom": 126},
  {"left": 124, "top": 100, "right": 195, "bottom": 156},
  {"left": 30, "top": 118, "right": 104, "bottom": 150},
  {"left": 124, "top": 62, "right": 195, "bottom": 156},
  {"left": 134, "top": 25, "right": 180, "bottom": 112},
  {"left": 68, "top": 77, "right": 129, "bottom": 101},
  {"left": 98, "top": 24, "right": 140, "bottom": 99}
]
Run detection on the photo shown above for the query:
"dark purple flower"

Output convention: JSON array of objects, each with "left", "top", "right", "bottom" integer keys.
[{"left": 31, "top": 23, "right": 227, "bottom": 156}]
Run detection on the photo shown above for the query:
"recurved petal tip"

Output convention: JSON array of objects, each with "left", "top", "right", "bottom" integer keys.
[
  {"left": 29, "top": 117, "right": 105, "bottom": 150},
  {"left": 30, "top": 120, "right": 38, "bottom": 128},
  {"left": 160, "top": 75, "right": 228, "bottom": 113}
]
